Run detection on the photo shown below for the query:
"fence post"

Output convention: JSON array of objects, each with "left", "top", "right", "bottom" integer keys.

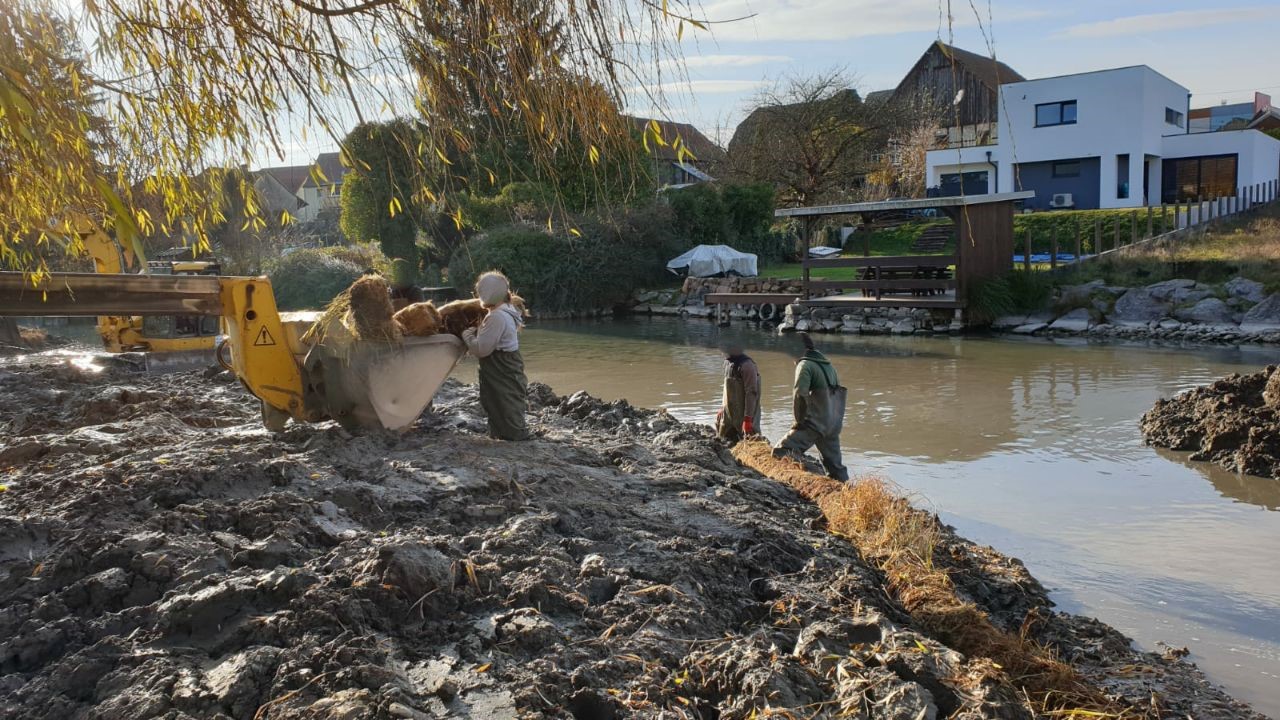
[
  {"left": 1075, "top": 226, "right": 1083, "bottom": 265},
  {"left": 1161, "top": 204, "right": 1168, "bottom": 234},
  {"left": 1130, "top": 211, "right": 1138, "bottom": 245},
  {"left": 1146, "top": 206, "right": 1154, "bottom": 238},
  {"left": 1094, "top": 220, "right": 1103, "bottom": 255},
  {"left": 1113, "top": 217, "right": 1120, "bottom": 251},
  {"left": 1051, "top": 227, "right": 1059, "bottom": 271},
  {"left": 1024, "top": 230, "right": 1032, "bottom": 273}
]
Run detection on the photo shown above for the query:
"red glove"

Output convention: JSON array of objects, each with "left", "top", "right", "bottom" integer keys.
[{"left": 742, "top": 416, "right": 754, "bottom": 435}]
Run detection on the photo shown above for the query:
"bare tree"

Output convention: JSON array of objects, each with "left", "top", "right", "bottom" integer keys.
[{"left": 726, "top": 70, "right": 909, "bottom": 207}]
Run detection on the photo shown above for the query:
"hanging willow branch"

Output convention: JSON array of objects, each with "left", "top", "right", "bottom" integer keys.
[{"left": 0, "top": 0, "right": 705, "bottom": 276}]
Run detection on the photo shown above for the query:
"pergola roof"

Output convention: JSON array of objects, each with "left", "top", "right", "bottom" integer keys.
[{"left": 774, "top": 191, "right": 1035, "bottom": 218}]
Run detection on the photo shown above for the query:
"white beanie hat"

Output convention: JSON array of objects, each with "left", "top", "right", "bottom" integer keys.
[{"left": 475, "top": 271, "right": 510, "bottom": 306}]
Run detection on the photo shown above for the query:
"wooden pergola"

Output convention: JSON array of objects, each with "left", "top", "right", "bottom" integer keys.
[{"left": 706, "top": 191, "right": 1033, "bottom": 314}]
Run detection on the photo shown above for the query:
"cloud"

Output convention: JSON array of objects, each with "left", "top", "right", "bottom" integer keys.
[
  {"left": 694, "top": 0, "right": 1045, "bottom": 42},
  {"left": 632, "top": 79, "right": 768, "bottom": 95},
  {"left": 1061, "top": 7, "right": 1274, "bottom": 38},
  {"left": 665, "top": 54, "right": 793, "bottom": 70}
]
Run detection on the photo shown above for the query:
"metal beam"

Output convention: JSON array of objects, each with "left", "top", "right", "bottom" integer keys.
[{"left": 0, "top": 271, "right": 225, "bottom": 316}]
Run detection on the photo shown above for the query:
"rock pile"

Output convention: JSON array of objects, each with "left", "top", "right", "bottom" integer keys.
[
  {"left": 998, "top": 277, "right": 1280, "bottom": 344},
  {"left": 1141, "top": 365, "right": 1280, "bottom": 480}
]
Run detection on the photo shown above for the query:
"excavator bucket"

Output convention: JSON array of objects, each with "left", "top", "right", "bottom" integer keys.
[{"left": 302, "top": 334, "right": 467, "bottom": 432}]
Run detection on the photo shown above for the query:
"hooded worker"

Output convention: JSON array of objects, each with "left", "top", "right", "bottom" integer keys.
[
  {"left": 773, "top": 332, "right": 848, "bottom": 481},
  {"left": 715, "top": 339, "right": 761, "bottom": 443},
  {"left": 462, "top": 271, "right": 530, "bottom": 440}
]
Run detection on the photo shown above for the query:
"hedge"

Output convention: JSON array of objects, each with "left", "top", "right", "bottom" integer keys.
[
  {"left": 1013, "top": 208, "right": 1175, "bottom": 255},
  {"left": 265, "top": 244, "right": 389, "bottom": 310}
]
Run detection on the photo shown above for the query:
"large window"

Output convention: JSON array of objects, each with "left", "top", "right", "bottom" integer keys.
[
  {"left": 1035, "top": 100, "right": 1077, "bottom": 127},
  {"left": 1052, "top": 160, "right": 1081, "bottom": 178},
  {"left": 1165, "top": 107, "right": 1184, "bottom": 128},
  {"left": 1160, "top": 154, "right": 1238, "bottom": 203}
]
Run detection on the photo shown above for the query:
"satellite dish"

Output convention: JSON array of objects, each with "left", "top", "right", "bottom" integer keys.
[{"left": 953, "top": 89, "right": 965, "bottom": 106}]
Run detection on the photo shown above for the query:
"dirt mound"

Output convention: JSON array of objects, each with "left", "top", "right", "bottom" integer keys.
[
  {"left": 0, "top": 356, "right": 1262, "bottom": 719},
  {"left": 1141, "top": 366, "right": 1280, "bottom": 479}
]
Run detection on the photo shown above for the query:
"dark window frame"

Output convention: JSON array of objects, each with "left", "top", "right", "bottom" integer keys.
[
  {"left": 1035, "top": 100, "right": 1078, "bottom": 127},
  {"left": 1160, "top": 153, "right": 1239, "bottom": 204},
  {"left": 1165, "top": 107, "right": 1184, "bottom": 128},
  {"left": 1051, "top": 160, "right": 1081, "bottom": 178}
]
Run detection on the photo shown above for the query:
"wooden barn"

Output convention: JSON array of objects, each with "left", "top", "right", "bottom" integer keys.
[{"left": 892, "top": 42, "right": 1024, "bottom": 148}]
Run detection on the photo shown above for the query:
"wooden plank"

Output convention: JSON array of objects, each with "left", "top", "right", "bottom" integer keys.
[
  {"left": 704, "top": 292, "right": 803, "bottom": 306},
  {"left": 807, "top": 279, "right": 956, "bottom": 291},
  {"left": 1050, "top": 229, "right": 1058, "bottom": 271},
  {"left": 1023, "top": 229, "right": 1032, "bottom": 273},
  {"left": 802, "top": 255, "right": 957, "bottom": 269},
  {"left": 1094, "top": 220, "right": 1102, "bottom": 254},
  {"left": 0, "top": 271, "right": 224, "bottom": 316},
  {"left": 802, "top": 297, "right": 965, "bottom": 309},
  {"left": 1146, "top": 206, "right": 1154, "bottom": 238}
]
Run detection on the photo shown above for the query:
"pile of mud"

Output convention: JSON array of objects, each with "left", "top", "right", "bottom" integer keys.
[
  {"left": 1141, "top": 365, "right": 1280, "bottom": 480},
  {"left": 0, "top": 357, "right": 1262, "bottom": 719}
]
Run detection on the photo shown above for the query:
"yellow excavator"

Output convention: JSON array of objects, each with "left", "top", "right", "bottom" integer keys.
[
  {"left": 0, "top": 264, "right": 466, "bottom": 433},
  {"left": 80, "top": 220, "right": 221, "bottom": 357}
]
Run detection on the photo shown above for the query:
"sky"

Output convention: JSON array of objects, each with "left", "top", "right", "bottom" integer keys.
[{"left": 255, "top": 0, "right": 1280, "bottom": 168}]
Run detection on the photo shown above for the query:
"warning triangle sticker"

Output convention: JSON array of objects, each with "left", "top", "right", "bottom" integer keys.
[{"left": 253, "top": 327, "right": 276, "bottom": 346}]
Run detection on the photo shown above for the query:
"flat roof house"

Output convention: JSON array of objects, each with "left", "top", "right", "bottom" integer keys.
[{"left": 925, "top": 66, "right": 1280, "bottom": 210}]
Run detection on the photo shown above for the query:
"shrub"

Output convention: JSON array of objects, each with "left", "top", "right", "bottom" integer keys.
[
  {"left": 265, "top": 245, "right": 385, "bottom": 310},
  {"left": 666, "top": 182, "right": 780, "bottom": 261},
  {"left": 448, "top": 205, "right": 685, "bottom": 312},
  {"left": 965, "top": 271, "right": 1053, "bottom": 325}
]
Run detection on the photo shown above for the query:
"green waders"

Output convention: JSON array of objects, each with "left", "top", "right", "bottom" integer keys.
[
  {"left": 777, "top": 351, "right": 848, "bottom": 481},
  {"left": 478, "top": 349, "right": 530, "bottom": 440}
]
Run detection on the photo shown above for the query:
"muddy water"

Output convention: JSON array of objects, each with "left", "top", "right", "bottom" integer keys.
[{"left": 455, "top": 317, "right": 1280, "bottom": 716}]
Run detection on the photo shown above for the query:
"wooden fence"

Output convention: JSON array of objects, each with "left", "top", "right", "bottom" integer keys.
[{"left": 1018, "top": 178, "right": 1280, "bottom": 273}]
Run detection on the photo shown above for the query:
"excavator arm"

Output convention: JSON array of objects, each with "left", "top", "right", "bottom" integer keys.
[{"left": 0, "top": 271, "right": 304, "bottom": 418}]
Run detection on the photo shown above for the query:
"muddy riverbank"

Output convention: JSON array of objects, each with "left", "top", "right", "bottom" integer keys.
[
  {"left": 0, "top": 356, "right": 1265, "bottom": 718},
  {"left": 1142, "top": 365, "right": 1280, "bottom": 480}
]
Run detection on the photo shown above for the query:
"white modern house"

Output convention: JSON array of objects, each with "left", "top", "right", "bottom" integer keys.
[{"left": 926, "top": 66, "right": 1280, "bottom": 210}]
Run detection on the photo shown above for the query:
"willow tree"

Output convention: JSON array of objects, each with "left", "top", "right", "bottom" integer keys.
[{"left": 0, "top": 0, "right": 703, "bottom": 276}]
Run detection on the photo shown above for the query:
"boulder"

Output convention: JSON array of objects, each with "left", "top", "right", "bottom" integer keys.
[
  {"left": 1169, "top": 286, "right": 1214, "bottom": 305},
  {"left": 1057, "top": 280, "right": 1113, "bottom": 307},
  {"left": 1048, "top": 308, "right": 1091, "bottom": 332},
  {"left": 1144, "top": 278, "right": 1196, "bottom": 301},
  {"left": 1011, "top": 322, "right": 1046, "bottom": 334},
  {"left": 1225, "top": 277, "right": 1266, "bottom": 304},
  {"left": 1240, "top": 294, "right": 1280, "bottom": 332},
  {"left": 1173, "top": 297, "right": 1235, "bottom": 326},
  {"left": 1110, "top": 288, "right": 1170, "bottom": 326},
  {"left": 890, "top": 320, "right": 917, "bottom": 335}
]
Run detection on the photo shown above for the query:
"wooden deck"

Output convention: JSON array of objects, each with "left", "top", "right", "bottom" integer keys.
[{"left": 803, "top": 291, "right": 963, "bottom": 310}]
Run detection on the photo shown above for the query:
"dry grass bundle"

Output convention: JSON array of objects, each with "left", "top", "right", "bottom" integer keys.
[
  {"left": 438, "top": 299, "right": 489, "bottom": 337},
  {"left": 394, "top": 302, "right": 442, "bottom": 337},
  {"left": 348, "top": 275, "right": 401, "bottom": 343},
  {"left": 732, "top": 440, "right": 1119, "bottom": 716}
]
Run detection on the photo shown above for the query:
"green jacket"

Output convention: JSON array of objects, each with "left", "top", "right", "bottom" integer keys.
[{"left": 792, "top": 350, "right": 842, "bottom": 436}]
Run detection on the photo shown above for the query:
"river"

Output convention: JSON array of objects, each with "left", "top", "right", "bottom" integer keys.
[{"left": 454, "top": 317, "right": 1280, "bottom": 717}]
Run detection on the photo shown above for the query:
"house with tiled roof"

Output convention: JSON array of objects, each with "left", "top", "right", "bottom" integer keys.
[
  {"left": 627, "top": 116, "right": 726, "bottom": 187},
  {"left": 296, "top": 152, "right": 349, "bottom": 222}
]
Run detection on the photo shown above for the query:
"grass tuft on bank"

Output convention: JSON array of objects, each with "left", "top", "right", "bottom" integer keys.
[{"left": 732, "top": 439, "right": 1121, "bottom": 716}]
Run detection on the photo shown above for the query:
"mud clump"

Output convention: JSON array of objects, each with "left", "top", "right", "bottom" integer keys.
[
  {"left": 1141, "top": 365, "right": 1280, "bottom": 479},
  {"left": 0, "top": 355, "right": 1263, "bottom": 719}
]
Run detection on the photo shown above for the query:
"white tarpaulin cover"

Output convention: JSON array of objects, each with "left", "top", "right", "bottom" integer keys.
[
  {"left": 808, "top": 246, "right": 842, "bottom": 259},
  {"left": 666, "top": 244, "right": 758, "bottom": 277}
]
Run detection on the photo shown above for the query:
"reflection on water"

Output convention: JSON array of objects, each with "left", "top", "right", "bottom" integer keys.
[{"left": 456, "top": 317, "right": 1280, "bottom": 716}]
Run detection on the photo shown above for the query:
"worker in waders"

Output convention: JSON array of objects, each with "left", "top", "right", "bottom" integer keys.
[
  {"left": 715, "top": 341, "right": 761, "bottom": 444},
  {"left": 773, "top": 333, "right": 849, "bottom": 481},
  {"left": 462, "top": 271, "right": 531, "bottom": 440}
]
